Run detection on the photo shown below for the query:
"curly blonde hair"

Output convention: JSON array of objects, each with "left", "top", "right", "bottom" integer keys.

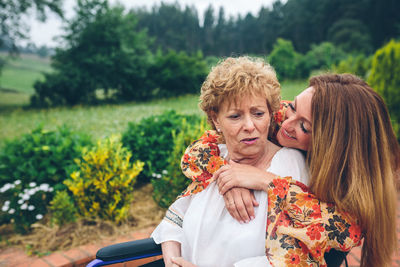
[{"left": 199, "top": 56, "right": 281, "bottom": 129}]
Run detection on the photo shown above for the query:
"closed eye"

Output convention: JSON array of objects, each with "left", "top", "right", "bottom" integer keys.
[
  {"left": 300, "top": 121, "right": 310, "bottom": 133},
  {"left": 288, "top": 102, "right": 296, "bottom": 112}
]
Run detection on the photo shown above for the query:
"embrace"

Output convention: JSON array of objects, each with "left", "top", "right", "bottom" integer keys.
[{"left": 151, "top": 57, "right": 398, "bottom": 267}]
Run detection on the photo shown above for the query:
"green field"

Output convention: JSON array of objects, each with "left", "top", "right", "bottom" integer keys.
[
  {"left": 0, "top": 53, "right": 52, "bottom": 93},
  {"left": 0, "top": 53, "right": 307, "bottom": 146}
]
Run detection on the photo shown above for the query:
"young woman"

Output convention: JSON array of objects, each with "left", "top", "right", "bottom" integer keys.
[{"left": 179, "top": 74, "right": 399, "bottom": 267}]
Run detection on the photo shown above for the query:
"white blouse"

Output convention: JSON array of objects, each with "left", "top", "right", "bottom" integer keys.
[{"left": 151, "top": 146, "right": 309, "bottom": 267}]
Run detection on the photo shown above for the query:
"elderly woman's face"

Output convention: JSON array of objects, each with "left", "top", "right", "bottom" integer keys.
[{"left": 212, "top": 95, "right": 271, "bottom": 160}]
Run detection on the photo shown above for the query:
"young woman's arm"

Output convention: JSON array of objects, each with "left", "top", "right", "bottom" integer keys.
[{"left": 265, "top": 176, "right": 362, "bottom": 265}]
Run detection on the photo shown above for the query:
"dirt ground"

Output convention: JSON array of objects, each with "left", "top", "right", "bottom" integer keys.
[{"left": 0, "top": 184, "right": 165, "bottom": 255}]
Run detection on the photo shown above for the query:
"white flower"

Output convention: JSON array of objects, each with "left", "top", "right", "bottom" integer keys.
[
  {"left": 162, "top": 170, "right": 168, "bottom": 175},
  {"left": 152, "top": 173, "right": 157, "bottom": 177},
  {"left": 28, "top": 189, "right": 37, "bottom": 195},
  {"left": 0, "top": 183, "right": 12, "bottom": 193},
  {"left": 28, "top": 205, "right": 34, "bottom": 211},
  {"left": 156, "top": 174, "right": 162, "bottom": 179},
  {"left": 1, "top": 205, "right": 8, "bottom": 212},
  {"left": 17, "top": 199, "right": 24, "bottom": 205},
  {"left": 48, "top": 188, "right": 54, "bottom": 192},
  {"left": 39, "top": 184, "right": 50, "bottom": 191},
  {"left": 36, "top": 214, "right": 43, "bottom": 220},
  {"left": 21, "top": 203, "right": 28, "bottom": 210},
  {"left": 29, "top": 182, "right": 37, "bottom": 187},
  {"left": 14, "top": 180, "right": 21, "bottom": 185},
  {"left": 4, "top": 200, "right": 10, "bottom": 206},
  {"left": 22, "top": 194, "right": 30, "bottom": 201},
  {"left": 8, "top": 208, "right": 15, "bottom": 214}
]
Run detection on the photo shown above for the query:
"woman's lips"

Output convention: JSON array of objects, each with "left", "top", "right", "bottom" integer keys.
[
  {"left": 241, "top": 137, "right": 258, "bottom": 145},
  {"left": 281, "top": 128, "right": 295, "bottom": 139}
]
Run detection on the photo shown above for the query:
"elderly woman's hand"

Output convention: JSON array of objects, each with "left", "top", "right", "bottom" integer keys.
[
  {"left": 223, "top": 187, "right": 259, "bottom": 223},
  {"left": 171, "top": 257, "right": 197, "bottom": 267},
  {"left": 215, "top": 160, "right": 275, "bottom": 195}
]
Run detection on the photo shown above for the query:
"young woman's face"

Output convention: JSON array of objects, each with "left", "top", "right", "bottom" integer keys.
[
  {"left": 276, "top": 87, "right": 313, "bottom": 151},
  {"left": 212, "top": 95, "right": 271, "bottom": 161}
]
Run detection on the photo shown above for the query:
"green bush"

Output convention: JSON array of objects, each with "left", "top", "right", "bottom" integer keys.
[
  {"left": 302, "top": 42, "right": 346, "bottom": 75},
  {"left": 149, "top": 50, "right": 208, "bottom": 98},
  {"left": 268, "top": 38, "right": 302, "bottom": 80},
  {"left": 0, "top": 125, "right": 91, "bottom": 232},
  {"left": 0, "top": 125, "right": 91, "bottom": 187},
  {"left": 332, "top": 54, "right": 372, "bottom": 79},
  {"left": 0, "top": 181, "right": 54, "bottom": 233},
  {"left": 152, "top": 118, "right": 208, "bottom": 208},
  {"left": 64, "top": 135, "right": 144, "bottom": 223},
  {"left": 121, "top": 110, "right": 202, "bottom": 183},
  {"left": 368, "top": 40, "right": 400, "bottom": 138},
  {"left": 49, "top": 190, "right": 77, "bottom": 227}
]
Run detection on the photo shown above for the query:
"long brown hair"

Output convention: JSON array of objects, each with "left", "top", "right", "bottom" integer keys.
[{"left": 307, "top": 74, "right": 399, "bottom": 267}]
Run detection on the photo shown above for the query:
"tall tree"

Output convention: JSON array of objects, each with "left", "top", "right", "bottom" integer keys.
[
  {"left": 202, "top": 5, "right": 215, "bottom": 56},
  {"left": 31, "top": 0, "right": 153, "bottom": 106}
]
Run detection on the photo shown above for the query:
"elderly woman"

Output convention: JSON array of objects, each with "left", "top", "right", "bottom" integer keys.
[
  {"left": 151, "top": 57, "right": 312, "bottom": 266},
  {"left": 180, "top": 74, "right": 399, "bottom": 267}
]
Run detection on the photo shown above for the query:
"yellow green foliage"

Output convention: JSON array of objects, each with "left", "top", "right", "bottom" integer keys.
[
  {"left": 64, "top": 135, "right": 144, "bottom": 223},
  {"left": 49, "top": 190, "right": 77, "bottom": 226},
  {"left": 368, "top": 40, "right": 400, "bottom": 138}
]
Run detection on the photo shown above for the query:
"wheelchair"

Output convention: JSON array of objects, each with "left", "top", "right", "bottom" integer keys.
[{"left": 86, "top": 237, "right": 348, "bottom": 267}]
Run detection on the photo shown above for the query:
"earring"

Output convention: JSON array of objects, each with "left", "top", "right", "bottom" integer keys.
[{"left": 217, "top": 128, "right": 221, "bottom": 133}]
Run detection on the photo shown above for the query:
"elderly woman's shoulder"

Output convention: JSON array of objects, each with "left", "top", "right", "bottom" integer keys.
[
  {"left": 276, "top": 147, "right": 306, "bottom": 161},
  {"left": 272, "top": 147, "right": 309, "bottom": 185}
]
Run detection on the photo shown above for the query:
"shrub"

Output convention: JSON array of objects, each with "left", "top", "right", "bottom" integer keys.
[
  {"left": 49, "top": 190, "right": 77, "bottom": 227},
  {"left": 332, "top": 54, "right": 372, "bottom": 79},
  {"left": 268, "top": 38, "right": 302, "bottom": 80},
  {"left": 0, "top": 125, "right": 91, "bottom": 188},
  {"left": 0, "top": 125, "right": 91, "bottom": 232},
  {"left": 152, "top": 118, "right": 208, "bottom": 208},
  {"left": 302, "top": 42, "right": 346, "bottom": 75},
  {"left": 64, "top": 135, "right": 144, "bottom": 223},
  {"left": 149, "top": 50, "right": 208, "bottom": 98},
  {"left": 121, "top": 110, "right": 202, "bottom": 183},
  {"left": 0, "top": 181, "right": 54, "bottom": 233},
  {"left": 368, "top": 40, "right": 400, "bottom": 138}
]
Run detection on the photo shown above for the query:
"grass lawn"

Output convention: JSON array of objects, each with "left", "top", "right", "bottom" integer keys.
[
  {"left": 0, "top": 53, "right": 51, "bottom": 94},
  {"left": 0, "top": 94, "right": 203, "bottom": 146}
]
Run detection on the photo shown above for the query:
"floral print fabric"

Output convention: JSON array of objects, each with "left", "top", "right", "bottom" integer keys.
[{"left": 266, "top": 177, "right": 362, "bottom": 266}]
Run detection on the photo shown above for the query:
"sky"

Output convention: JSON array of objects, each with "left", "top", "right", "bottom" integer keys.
[{"left": 26, "top": 0, "right": 277, "bottom": 47}]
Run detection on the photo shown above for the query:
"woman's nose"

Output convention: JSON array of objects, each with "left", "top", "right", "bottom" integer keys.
[
  {"left": 282, "top": 116, "right": 295, "bottom": 132},
  {"left": 243, "top": 116, "right": 255, "bottom": 132}
]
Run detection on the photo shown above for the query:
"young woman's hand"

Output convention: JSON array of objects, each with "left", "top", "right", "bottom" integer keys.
[
  {"left": 222, "top": 187, "right": 258, "bottom": 223},
  {"left": 215, "top": 160, "right": 273, "bottom": 194},
  {"left": 171, "top": 257, "right": 197, "bottom": 267}
]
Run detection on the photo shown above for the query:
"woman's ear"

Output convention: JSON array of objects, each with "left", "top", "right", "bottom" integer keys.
[{"left": 211, "top": 112, "right": 220, "bottom": 132}]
